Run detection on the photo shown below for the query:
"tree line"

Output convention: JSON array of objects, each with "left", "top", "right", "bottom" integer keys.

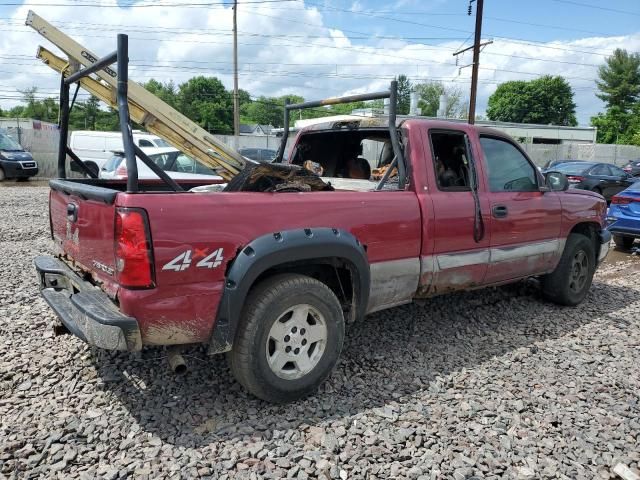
[
  {"left": 0, "top": 74, "right": 469, "bottom": 134},
  {"left": 1, "top": 49, "right": 638, "bottom": 145}
]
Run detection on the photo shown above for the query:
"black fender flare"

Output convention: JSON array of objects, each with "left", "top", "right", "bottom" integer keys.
[{"left": 209, "top": 228, "right": 369, "bottom": 354}]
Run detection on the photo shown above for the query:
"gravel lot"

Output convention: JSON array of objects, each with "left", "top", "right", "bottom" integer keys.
[{"left": 1, "top": 185, "right": 639, "bottom": 480}]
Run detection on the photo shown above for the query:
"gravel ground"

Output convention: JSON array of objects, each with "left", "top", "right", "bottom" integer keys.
[{"left": 1, "top": 185, "right": 639, "bottom": 480}]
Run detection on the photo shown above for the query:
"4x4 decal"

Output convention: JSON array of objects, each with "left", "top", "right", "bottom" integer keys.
[{"left": 162, "top": 248, "right": 224, "bottom": 272}]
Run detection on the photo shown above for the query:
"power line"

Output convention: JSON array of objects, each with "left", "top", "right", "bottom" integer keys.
[
  {"left": 0, "top": 0, "right": 300, "bottom": 7},
  {"left": 547, "top": 0, "right": 640, "bottom": 17}
]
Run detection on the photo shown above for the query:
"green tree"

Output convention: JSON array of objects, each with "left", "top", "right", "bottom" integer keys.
[
  {"left": 596, "top": 48, "right": 640, "bottom": 112},
  {"left": 177, "top": 76, "right": 233, "bottom": 133},
  {"left": 241, "top": 96, "right": 284, "bottom": 127},
  {"left": 486, "top": 75, "right": 577, "bottom": 126},
  {"left": 144, "top": 79, "right": 178, "bottom": 108},
  {"left": 397, "top": 74, "right": 412, "bottom": 115},
  {"left": 414, "top": 81, "right": 467, "bottom": 118}
]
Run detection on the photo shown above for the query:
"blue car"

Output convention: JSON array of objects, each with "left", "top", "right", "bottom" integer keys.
[{"left": 608, "top": 181, "right": 640, "bottom": 250}]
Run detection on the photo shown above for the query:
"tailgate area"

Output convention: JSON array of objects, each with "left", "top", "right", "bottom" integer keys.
[{"left": 35, "top": 255, "right": 141, "bottom": 351}]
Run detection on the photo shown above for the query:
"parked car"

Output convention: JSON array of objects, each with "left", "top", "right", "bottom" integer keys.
[
  {"left": 0, "top": 132, "right": 38, "bottom": 181},
  {"left": 239, "top": 148, "right": 277, "bottom": 163},
  {"left": 543, "top": 159, "right": 584, "bottom": 170},
  {"left": 544, "top": 161, "right": 637, "bottom": 202},
  {"left": 69, "top": 130, "right": 171, "bottom": 176},
  {"left": 99, "top": 147, "right": 223, "bottom": 182},
  {"left": 607, "top": 182, "right": 640, "bottom": 250},
  {"left": 622, "top": 159, "right": 640, "bottom": 177},
  {"left": 36, "top": 118, "right": 611, "bottom": 403}
]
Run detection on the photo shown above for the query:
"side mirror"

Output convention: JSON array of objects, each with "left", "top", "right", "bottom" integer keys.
[{"left": 545, "top": 171, "right": 569, "bottom": 191}]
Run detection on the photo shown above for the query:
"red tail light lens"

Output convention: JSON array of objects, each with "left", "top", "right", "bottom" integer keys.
[
  {"left": 611, "top": 196, "right": 636, "bottom": 205},
  {"left": 567, "top": 175, "right": 583, "bottom": 183},
  {"left": 114, "top": 208, "right": 155, "bottom": 288}
]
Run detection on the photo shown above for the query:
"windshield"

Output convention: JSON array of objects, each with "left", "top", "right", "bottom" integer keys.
[
  {"left": 553, "top": 162, "right": 595, "bottom": 175},
  {"left": 0, "top": 134, "right": 23, "bottom": 151},
  {"left": 148, "top": 151, "right": 218, "bottom": 175}
]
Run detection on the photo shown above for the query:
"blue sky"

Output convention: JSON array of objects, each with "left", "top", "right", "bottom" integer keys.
[
  {"left": 0, "top": 0, "right": 639, "bottom": 124},
  {"left": 321, "top": 0, "right": 640, "bottom": 43}
]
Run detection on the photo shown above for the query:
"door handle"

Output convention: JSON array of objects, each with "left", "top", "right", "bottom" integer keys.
[{"left": 492, "top": 205, "right": 508, "bottom": 218}]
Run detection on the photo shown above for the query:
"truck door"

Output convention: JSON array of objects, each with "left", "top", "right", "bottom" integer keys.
[
  {"left": 479, "top": 135, "right": 562, "bottom": 284},
  {"left": 418, "top": 129, "right": 491, "bottom": 295}
]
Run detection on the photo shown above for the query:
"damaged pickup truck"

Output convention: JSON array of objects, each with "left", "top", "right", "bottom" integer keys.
[{"left": 33, "top": 24, "right": 610, "bottom": 403}]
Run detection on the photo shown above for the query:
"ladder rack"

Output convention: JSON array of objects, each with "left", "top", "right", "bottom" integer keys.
[{"left": 26, "top": 10, "right": 245, "bottom": 182}]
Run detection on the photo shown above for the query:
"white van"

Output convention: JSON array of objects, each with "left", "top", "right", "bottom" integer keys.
[{"left": 69, "top": 130, "right": 171, "bottom": 175}]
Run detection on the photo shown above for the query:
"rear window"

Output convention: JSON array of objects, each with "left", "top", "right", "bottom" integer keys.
[
  {"left": 553, "top": 163, "right": 595, "bottom": 175},
  {"left": 103, "top": 155, "right": 124, "bottom": 172},
  {"left": 154, "top": 138, "right": 171, "bottom": 148}
]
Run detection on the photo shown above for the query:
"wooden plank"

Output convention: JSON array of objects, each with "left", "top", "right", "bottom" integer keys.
[{"left": 27, "top": 10, "right": 244, "bottom": 180}]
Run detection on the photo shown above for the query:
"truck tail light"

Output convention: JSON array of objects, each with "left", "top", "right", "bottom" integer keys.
[
  {"left": 567, "top": 175, "right": 583, "bottom": 183},
  {"left": 114, "top": 207, "right": 155, "bottom": 288},
  {"left": 611, "top": 195, "right": 638, "bottom": 205},
  {"left": 115, "top": 163, "right": 128, "bottom": 179}
]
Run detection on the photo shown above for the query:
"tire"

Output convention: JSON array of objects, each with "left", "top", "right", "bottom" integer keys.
[
  {"left": 0, "top": 168, "right": 5, "bottom": 181},
  {"left": 613, "top": 234, "right": 635, "bottom": 250},
  {"left": 592, "top": 187, "right": 602, "bottom": 195},
  {"left": 228, "top": 273, "right": 345, "bottom": 403},
  {"left": 542, "top": 233, "right": 595, "bottom": 306}
]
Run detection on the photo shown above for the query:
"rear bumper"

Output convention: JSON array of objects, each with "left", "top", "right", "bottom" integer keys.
[
  {"left": 34, "top": 255, "right": 141, "bottom": 351},
  {"left": 607, "top": 216, "right": 640, "bottom": 239},
  {"left": 598, "top": 229, "right": 611, "bottom": 264}
]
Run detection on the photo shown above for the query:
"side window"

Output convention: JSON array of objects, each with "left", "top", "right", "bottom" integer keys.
[
  {"left": 610, "top": 165, "right": 625, "bottom": 176},
  {"left": 480, "top": 137, "right": 538, "bottom": 192},
  {"left": 429, "top": 131, "right": 473, "bottom": 191},
  {"left": 138, "top": 139, "right": 154, "bottom": 147},
  {"left": 590, "top": 164, "right": 609, "bottom": 176}
]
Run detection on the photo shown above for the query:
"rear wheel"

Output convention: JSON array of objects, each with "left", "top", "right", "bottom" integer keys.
[
  {"left": 613, "top": 234, "right": 635, "bottom": 250},
  {"left": 0, "top": 168, "right": 5, "bottom": 181},
  {"left": 228, "top": 273, "right": 345, "bottom": 403},
  {"left": 542, "top": 233, "right": 595, "bottom": 306}
]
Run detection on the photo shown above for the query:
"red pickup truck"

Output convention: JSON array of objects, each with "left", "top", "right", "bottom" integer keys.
[{"left": 35, "top": 113, "right": 611, "bottom": 402}]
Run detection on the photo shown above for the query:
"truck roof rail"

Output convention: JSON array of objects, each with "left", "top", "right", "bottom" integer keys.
[
  {"left": 274, "top": 82, "right": 406, "bottom": 190},
  {"left": 26, "top": 10, "right": 245, "bottom": 184}
]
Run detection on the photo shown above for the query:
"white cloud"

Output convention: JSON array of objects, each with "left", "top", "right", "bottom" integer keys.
[{"left": 0, "top": 0, "right": 638, "bottom": 124}]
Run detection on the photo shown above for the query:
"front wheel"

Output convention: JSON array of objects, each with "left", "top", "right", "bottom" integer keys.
[
  {"left": 613, "top": 234, "right": 635, "bottom": 250},
  {"left": 542, "top": 233, "right": 595, "bottom": 306},
  {"left": 228, "top": 273, "right": 345, "bottom": 403}
]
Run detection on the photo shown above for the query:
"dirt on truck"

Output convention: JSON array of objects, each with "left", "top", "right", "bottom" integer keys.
[{"left": 32, "top": 14, "right": 611, "bottom": 403}]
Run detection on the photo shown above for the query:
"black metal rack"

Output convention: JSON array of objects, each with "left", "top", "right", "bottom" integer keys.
[
  {"left": 57, "top": 34, "right": 183, "bottom": 192},
  {"left": 274, "top": 80, "right": 406, "bottom": 189}
]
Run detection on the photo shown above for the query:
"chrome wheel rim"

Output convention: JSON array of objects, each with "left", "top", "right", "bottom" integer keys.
[
  {"left": 265, "top": 304, "right": 327, "bottom": 380},
  {"left": 569, "top": 249, "right": 589, "bottom": 294}
]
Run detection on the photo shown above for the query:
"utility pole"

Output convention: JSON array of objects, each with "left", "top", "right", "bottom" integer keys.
[
  {"left": 232, "top": 0, "right": 240, "bottom": 148},
  {"left": 453, "top": 0, "right": 486, "bottom": 124},
  {"left": 468, "top": 0, "right": 483, "bottom": 124}
]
